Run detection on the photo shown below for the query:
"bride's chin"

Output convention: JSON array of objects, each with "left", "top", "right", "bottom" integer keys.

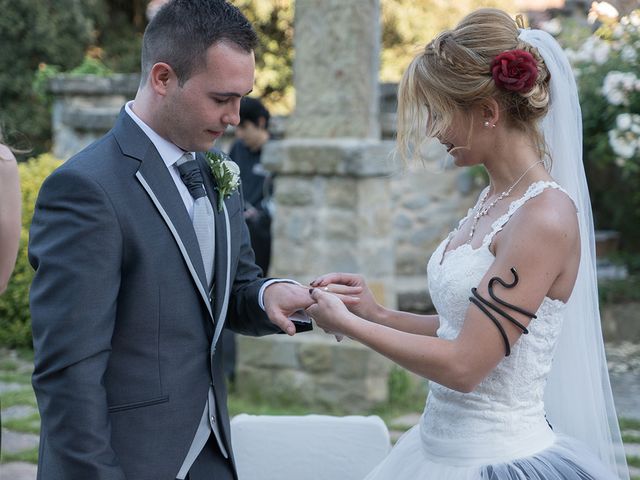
[{"left": 449, "top": 153, "right": 466, "bottom": 167}]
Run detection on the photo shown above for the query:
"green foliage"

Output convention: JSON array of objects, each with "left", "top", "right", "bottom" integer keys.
[
  {"left": 32, "top": 56, "right": 114, "bottom": 105},
  {"left": 0, "top": 0, "right": 106, "bottom": 157},
  {"left": 0, "top": 447, "right": 39, "bottom": 464},
  {"left": 561, "top": 10, "right": 640, "bottom": 252},
  {"left": 235, "top": 0, "right": 295, "bottom": 115},
  {"left": 599, "top": 275, "right": 640, "bottom": 304},
  {"left": 0, "top": 154, "right": 63, "bottom": 348},
  {"left": 386, "top": 366, "right": 426, "bottom": 412}
]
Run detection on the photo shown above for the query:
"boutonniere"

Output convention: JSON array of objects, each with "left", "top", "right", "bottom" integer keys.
[{"left": 205, "top": 151, "right": 241, "bottom": 212}]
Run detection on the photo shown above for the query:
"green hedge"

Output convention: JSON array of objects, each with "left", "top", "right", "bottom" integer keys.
[{"left": 0, "top": 154, "right": 62, "bottom": 348}]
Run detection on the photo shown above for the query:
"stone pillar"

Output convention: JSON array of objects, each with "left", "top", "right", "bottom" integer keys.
[
  {"left": 264, "top": 0, "right": 396, "bottom": 308},
  {"left": 237, "top": 0, "right": 402, "bottom": 412},
  {"left": 49, "top": 74, "right": 139, "bottom": 159},
  {"left": 287, "top": 0, "right": 380, "bottom": 139}
]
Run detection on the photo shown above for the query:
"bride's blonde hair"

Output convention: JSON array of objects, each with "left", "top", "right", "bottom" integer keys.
[{"left": 397, "top": 8, "right": 551, "bottom": 162}]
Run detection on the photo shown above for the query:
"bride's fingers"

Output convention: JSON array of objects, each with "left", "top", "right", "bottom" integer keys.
[
  {"left": 318, "top": 283, "right": 362, "bottom": 296},
  {"left": 335, "top": 294, "right": 360, "bottom": 306},
  {"left": 310, "top": 273, "right": 361, "bottom": 287},
  {"left": 310, "top": 274, "right": 337, "bottom": 287}
]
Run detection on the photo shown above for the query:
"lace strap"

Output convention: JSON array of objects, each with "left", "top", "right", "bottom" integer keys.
[{"left": 482, "top": 181, "right": 568, "bottom": 247}]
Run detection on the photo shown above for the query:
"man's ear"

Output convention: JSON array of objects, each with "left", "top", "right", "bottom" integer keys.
[
  {"left": 149, "top": 62, "right": 175, "bottom": 96},
  {"left": 257, "top": 116, "right": 267, "bottom": 130}
]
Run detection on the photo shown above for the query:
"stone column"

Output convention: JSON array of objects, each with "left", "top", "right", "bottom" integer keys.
[
  {"left": 287, "top": 0, "right": 380, "bottom": 139},
  {"left": 49, "top": 74, "right": 139, "bottom": 160},
  {"left": 264, "top": 0, "right": 396, "bottom": 308},
  {"left": 237, "top": 0, "right": 402, "bottom": 412}
]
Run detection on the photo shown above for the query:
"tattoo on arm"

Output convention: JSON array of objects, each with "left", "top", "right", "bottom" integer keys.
[{"left": 469, "top": 267, "right": 537, "bottom": 356}]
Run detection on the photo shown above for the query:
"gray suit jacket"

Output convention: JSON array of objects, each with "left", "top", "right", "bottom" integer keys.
[{"left": 29, "top": 110, "right": 280, "bottom": 479}]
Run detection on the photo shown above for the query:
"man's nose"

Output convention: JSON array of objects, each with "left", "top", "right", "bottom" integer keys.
[{"left": 222, "top": 100, "right": 241, "bottom": 126}]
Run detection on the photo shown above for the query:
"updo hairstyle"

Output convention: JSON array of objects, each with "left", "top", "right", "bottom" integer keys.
[{"left": 397, "top": 8, "right": 551, "bottom": 161}]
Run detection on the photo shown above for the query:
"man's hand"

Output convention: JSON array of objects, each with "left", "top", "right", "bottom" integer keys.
[{"left": 263, "top": 282, "right": 315, "bottom": 336}]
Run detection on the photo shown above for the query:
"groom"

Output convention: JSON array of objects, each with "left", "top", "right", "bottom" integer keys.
[{"left": 28, "top": 1, "right": 313, "bottom": 479}]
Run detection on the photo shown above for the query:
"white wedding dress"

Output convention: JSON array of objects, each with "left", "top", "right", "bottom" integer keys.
[{"left": 364, "top": 181, "right": 619, "bottom": 480}]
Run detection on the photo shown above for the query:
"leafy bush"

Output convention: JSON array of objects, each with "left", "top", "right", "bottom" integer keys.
[
  {"left": 563, "top": 9, "right": 640, "bottom": 252},
  {"left": 0, "top": 0, "right": 107, "bottom": 157},
  {"left": 0, "top": 154, "right": 63, "bottom": 348}
]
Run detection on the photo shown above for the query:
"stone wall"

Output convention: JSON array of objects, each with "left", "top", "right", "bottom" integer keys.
[
  {"left": 49, "top": 74, "right": 140, "bottom": 160},
  {"left": 235, "top": 334, "right": 398, "bottom": 412}
]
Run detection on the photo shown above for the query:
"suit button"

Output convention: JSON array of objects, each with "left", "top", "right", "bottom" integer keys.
[{"left": 211, "top": 416, "right": 216, "bottom": 423}]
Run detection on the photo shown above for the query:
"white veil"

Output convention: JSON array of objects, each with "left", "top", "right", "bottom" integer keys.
[{"left": 518, "top": 28, "right": 630, "bottom": 479}]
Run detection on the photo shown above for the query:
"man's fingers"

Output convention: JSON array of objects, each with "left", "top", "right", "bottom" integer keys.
[{"left": 270, "top": 312, "right": 295, "bottom": 336}]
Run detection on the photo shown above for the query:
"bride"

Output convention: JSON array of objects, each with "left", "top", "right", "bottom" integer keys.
[{"left": 307, "top": 8, "right": 630, "bottom": 480}]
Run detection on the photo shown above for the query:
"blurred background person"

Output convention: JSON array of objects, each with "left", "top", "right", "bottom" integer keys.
[{"left": 230, "top": 96, "right": 274, "bottom": 276}]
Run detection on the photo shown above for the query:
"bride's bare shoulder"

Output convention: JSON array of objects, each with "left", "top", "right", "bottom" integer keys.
[{"left": 510, "top": 187, "right": 579, "bottom": 250}]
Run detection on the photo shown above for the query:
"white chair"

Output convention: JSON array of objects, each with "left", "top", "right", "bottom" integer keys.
[{"left": 230, "top": 414, "right": 391, "bottom": 480}]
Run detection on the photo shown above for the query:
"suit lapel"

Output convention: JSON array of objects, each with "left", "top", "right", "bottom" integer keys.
[
  {"left": 113, "top": 111, "right": 213, "bottom": 319},
  {"left": 197, "top": 154, "right": 232, "bottom": 348}
]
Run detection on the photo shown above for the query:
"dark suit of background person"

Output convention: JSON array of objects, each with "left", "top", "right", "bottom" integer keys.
[
  {"left": 28, "top": 1, "right": 312, "bottom": 479},
  {"left": 229, "top": 97, "right": 273, "bottom": 276}
]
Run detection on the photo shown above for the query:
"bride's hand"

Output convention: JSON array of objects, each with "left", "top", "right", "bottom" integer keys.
[
  {"left": 310, "top": 272, "right": 381, "bottom": 322},
  {"left": 306, "top": 288, "right": 356, "bottom": 338}
]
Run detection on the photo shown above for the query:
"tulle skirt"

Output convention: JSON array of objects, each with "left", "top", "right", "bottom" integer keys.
[{"left": 364, "top": 424, "right": 619, "bottom": 480}]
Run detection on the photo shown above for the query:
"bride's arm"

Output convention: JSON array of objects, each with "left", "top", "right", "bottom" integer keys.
[
  {"left": 310, "top": 272, "right": 440, "bottom": 337},
  {"left": 374, "top": 307, "right": 440, "bottom": 337},
  {"left": 308, "top": 194, "right": 578, "bottom": 392},
  {"left": 0, "top": 144, "right": 21, "bottom": 294}
]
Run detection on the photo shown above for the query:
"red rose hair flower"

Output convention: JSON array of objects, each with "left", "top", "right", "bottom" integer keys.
[{"left": 490, "top": 50, "right": 538, "bottom": 93}]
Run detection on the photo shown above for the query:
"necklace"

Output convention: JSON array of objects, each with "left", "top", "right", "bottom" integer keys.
[{"left": 467, "top": 160, "right": 544, "bottom": 240}]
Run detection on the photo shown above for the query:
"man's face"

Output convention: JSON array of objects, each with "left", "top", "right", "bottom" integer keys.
[{"left": 161, "top": 41, "right": 255, "bottom": 152}]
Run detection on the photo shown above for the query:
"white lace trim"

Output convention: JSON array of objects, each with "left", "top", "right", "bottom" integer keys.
[{"left": 481, "top": 180, "right": 570, "bottom": 248}]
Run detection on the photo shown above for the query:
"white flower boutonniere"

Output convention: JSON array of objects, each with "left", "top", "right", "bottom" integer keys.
[{"left": 205, "top": 151, "right": 241, "bottom": 212}]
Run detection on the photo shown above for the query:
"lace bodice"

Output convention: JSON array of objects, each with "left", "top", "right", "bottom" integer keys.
[{"left": 422, "top": 181, "right": 568, "bottom": 442}]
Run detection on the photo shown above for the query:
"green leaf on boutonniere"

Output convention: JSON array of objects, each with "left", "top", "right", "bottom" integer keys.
[{"left": 205, "top": 151, "right": 241, "bottom": 212}]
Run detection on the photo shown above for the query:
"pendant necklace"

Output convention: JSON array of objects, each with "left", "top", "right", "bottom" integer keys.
[{"left": 467, "top": 160, "right": 544, "bottom": 240}]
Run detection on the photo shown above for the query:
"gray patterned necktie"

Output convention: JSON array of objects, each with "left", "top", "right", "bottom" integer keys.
[{"left": 176, "top": 154, "right": 215, "bottom": 287}]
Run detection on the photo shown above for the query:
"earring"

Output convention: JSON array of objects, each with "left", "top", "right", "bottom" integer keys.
[{"left": 483, "top": 121, "right": 496, "bottom": 128}]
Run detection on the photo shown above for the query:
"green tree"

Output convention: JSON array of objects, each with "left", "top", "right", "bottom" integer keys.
[
  {"left": 0, "top": 0, "right": 106, "bottom": 157},
  {"left": 235, "top": 0, "right": 295, "bottom": 114}
]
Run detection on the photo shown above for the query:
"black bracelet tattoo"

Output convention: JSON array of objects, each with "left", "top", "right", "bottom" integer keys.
[{"left": 469, "top": 267, "right": 537, "bottom": 356}]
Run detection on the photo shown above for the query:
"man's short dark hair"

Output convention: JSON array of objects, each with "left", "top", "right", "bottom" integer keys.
[
  {"left": 141, "top": 0, "right": 258, "bottom": 86},
  {"left": 239, "top": 97, "right": 270, "bottom": 129}
]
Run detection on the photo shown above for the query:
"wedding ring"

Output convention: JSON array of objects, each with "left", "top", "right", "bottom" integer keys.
[{"left": 323, "top": 286, "right": 330, "bottom": 292}]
